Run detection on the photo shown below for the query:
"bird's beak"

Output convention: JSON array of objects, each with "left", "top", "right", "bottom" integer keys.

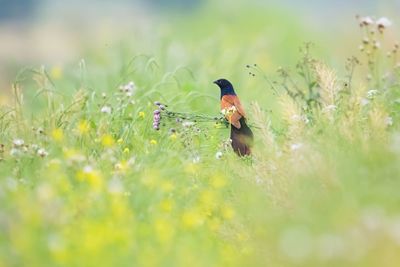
[{"left": 213, "top": 80, "right": 218, "bottom": 85}]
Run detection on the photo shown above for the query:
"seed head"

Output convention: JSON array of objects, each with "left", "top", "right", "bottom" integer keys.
[
  {"left": 376, "top": 17, "right": 392, "bottom": 32},
  {"left": 360, "top": 16, "right": 374, "bottom": 26}
]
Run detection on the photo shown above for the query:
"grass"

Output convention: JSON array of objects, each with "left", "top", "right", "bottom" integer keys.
[{"left": 1, "top": 5, "right": 400, "bottom": 267}]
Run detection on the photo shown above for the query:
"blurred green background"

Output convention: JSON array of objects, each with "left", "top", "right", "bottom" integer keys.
[{"left": 1, "top": 0, "right": 399, "bottom": 94}]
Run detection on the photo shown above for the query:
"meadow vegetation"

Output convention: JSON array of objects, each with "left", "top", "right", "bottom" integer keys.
[{"left": 1, "top": 6, "right": 400, "bottom": 267}]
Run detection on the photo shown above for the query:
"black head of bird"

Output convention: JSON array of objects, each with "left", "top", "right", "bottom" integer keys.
[{"left": 213, "top": 78, "right": 236, "bottom": 98}]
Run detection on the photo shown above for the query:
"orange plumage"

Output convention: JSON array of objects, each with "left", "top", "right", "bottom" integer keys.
[{"left": 221, "top": 95, "right": 246, "bottom": 129}]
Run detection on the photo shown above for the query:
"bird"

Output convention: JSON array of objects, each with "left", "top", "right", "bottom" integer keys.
[{"left": 213, "top": 78, "right": 254, "bottom": 156}]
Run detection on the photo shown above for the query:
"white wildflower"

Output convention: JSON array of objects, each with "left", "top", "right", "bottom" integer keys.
[
  {"left": 182, "top": 121, "right": 195, "bottom": 127},
  {"left": 192, "top": 155, "right": 200, "bottom": 163},
  {"left": 83, "top": 165, "right": 93, "bottom": 173},
  {"left": 360, "top": 98, "right": 370, "bottom": 106},
  {"left": 37, "top": 148, "right": 49, "bottom": 158},
  {"left": 127, "top": 157, "right": 136, "bottom": 166},
  {"left": 215, "top": 151, "right": 223, "bottom": 159},
  {"left": 108, "top": 177, "right": 124, "bottom": 195},
  {"left": 290, "top": 143, "right": 303, "bottom": 151},
  {"left": 101, "top": 106, "right": 112, "bottom": 114},
  {"left": 291, "top": 114, "right": 302, "bottom": 122},
  {"left": 10, "top": 148, "right": 21, "bottom": 157},
  {"left": 366, "top": 89, "right": 379, "bottom": 99},
  {"left": 13, "top": 139, "right": 24, "bottom": 147},
  {"left": 31, "top": 144, "right": 39, "bottom": 151},
  {"left": 119, "top": 81, "right": 136, "bottom": 97},
  {"left": 255, "top": 176, "right": 263, "bottom": 185},
  {"left": 114, "top": 163, "right": 123, "bottom": 171},
  {"left": 222, "top": 106, "right": 236, "bottom": 116}
]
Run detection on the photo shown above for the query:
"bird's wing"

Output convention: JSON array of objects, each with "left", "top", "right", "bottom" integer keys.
[
  {"left": 221, "top": 95, "right": 245, "bottom": 129},
  {"left": 233, "top": 96, "right": 246, "bottom": 117}
]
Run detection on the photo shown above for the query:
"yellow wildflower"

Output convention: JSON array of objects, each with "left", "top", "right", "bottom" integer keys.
[
  {"left": 76, "top": 166, "right": 103, "bottom": 190},
  {"left": 199, "top": 190, "right": 218, "bottom": 213},
  {"left": 138, "top": 111, "right": 145, "bottom": 118},
  {"left": 51, "top": 128, "right": 64, "bottom": 142},
  {"left": 159, "top": 199, "right": 174, "bottom": 213},
  {"left": 114, "top": 161, "right": 129, "bottom": 173},
  {"left": 77, "top": 120, "right": 90, "bottom": 135},
  {"left": 200, "top": 190, "right": 217, "bottom": 206},
  {"left": 101, "top": 134, "right": 115, "bottom": 147},
  {"left": 210, "top": 173, "right": 228, "bottom": 189},
  {"left": 182, "top": 210, "right": 204, "bottom": 229},
  {"left": 63, "top": 148, "right": 85, "bottom": 162},
  {"left": 208, "top": 217, "right": 221, "bottom": 232},
  {"left": 160, "top": 181, "right": 174, "bottom": 193},
  {"left": 111, "top": 198, "right": 130, "bottom": 218},
  {"left": 221, "top": 205, "right": 235, "bottom": 220},
  {"left": 154, "top": 219, "right": 175, "bottom": 243},
  {"left": 150, "top": 139, "right": 157, "bottom": 145},
  {"left": 141, "top": 171, "right": 159, "bottom": 189},
  {"left": 184, "top": 163, "right": 199, "bottom": 174}
]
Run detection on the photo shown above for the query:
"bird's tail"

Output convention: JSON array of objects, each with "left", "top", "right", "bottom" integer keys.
[{"left": 230, "top": 117, "right": 254, "bottom": 156}]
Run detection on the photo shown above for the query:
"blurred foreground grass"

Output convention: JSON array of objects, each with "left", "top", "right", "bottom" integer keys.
[{"left": 1, "top": 4, "right": 400, "bottom": 267}]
